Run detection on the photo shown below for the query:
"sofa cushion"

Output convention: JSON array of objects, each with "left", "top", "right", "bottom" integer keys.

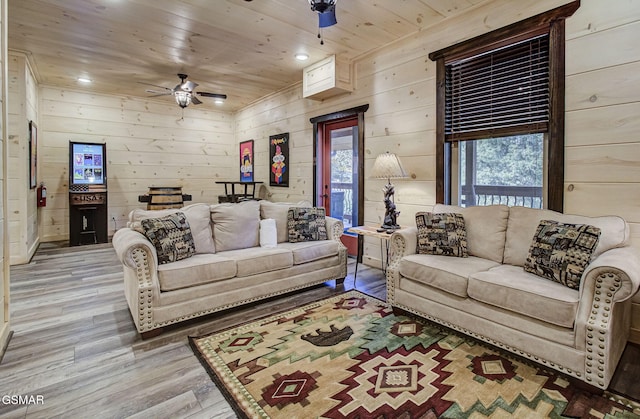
[
  {"left": 260, "top": 200, "right": 312, "bottom": 243},
  {"left": 434, "top": 204, "right": 509, "bottom": 263},
  {"left": 288, "top": 207, "right": 328, "bottom": 242},
  {"left": 157, "top": 254, "right": 237, "bottom": 291},
  {"left": 210, "top": 200, "right": 261, "bottom": 252},
  {"left": 504, "top": 206, "right": 628, "bottom": 267},
  {"left": 416, "top": 212, "right": 468, "bottom": 257},
  {"left": 399, "top": 254, "right": 499, "bottom": 298},
  {"left": 219, "top": 247, "right": 293, "bottom": 277},
  {"left": 468, "top": 265, "right": 580, "bottom": 328},
  {"left": 129, "top": 203, "right": 215, "bottom": 254},
  {"left": 141, "top": 212, "right": 196, "bottom": 265},
  {"left": 279, "top": 240, "right": 340, "bottom": 265},
  {"left": 524, "top": 220, "right": 601, "bottom": 290}
]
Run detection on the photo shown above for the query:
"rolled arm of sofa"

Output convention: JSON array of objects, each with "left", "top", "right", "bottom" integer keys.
[
  {"left": 112, "top": 228, "right": 161, "bottom": 333},
  {"left": 325, "top": 216, "right": 345, "bottom": 241},
  {"left": 582, "top": 246, "right": 640, "bottom": 303},
  {"left": 388, "top": 227, "right": 418, "bottom": 265},
  {"left": 112, "top": 228, "right": 159, "bottom": 269},
  {"left": 386, "top": 227, "right": 418, "bottom": 304},
  {"left": 574, "top": 246, "right": 640, "bottom": 388}
]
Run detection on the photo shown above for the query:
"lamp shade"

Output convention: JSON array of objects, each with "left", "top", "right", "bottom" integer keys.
[{"left": 370, "top": 152, "right": 408, "bottom": 180}]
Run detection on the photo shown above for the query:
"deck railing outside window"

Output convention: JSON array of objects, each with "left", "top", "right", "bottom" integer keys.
[
  {"left": 331, "top": 182, "right": 353, "bottom": 228},
  {"left": 332, "top": 183, "right": 541, "bottom": 227},
  {"left": 461, "top": 185, "right": 543, "bottom": 209}
]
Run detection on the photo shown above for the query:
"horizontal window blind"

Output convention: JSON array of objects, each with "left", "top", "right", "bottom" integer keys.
[{"left": 445, "top": 35, "right": 549, "bottom": 141}]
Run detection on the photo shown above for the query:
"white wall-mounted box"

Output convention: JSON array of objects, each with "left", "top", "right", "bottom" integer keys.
[{"left": 303, "top": 55, "right": 353, "bottom": 100}]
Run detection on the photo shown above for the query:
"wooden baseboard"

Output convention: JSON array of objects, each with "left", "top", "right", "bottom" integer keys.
[
  {"left": 140, "top": 328, "right": 164, "bottom": 340},
  {"left": 0, "top": 326, "right": 13, "bottom": 364}
]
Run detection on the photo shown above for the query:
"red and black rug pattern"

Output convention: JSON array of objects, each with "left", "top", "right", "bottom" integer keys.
[{"left": 190, "top": 291, "right": 639, "bottom": 418}]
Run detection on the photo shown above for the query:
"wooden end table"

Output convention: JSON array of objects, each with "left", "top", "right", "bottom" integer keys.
[{"left": 347, "top": 225, "right": 404, "bottom": 288}]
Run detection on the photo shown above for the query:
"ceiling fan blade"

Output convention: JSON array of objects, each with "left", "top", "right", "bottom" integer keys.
[
  {"left": 197, "top": 92, "right": 227, "bottom": 100},
  {"left": 147, "top": 92, "right": 174, "bottom": 98},
  {"left": 138, "top": 81, "right": 173, "bottom": 91},
  {"left": 141, "top": 76, "right": 223, "bottom": 106},
  {"left": 145, "top": 89, "right": 173, "bottom": 95}
]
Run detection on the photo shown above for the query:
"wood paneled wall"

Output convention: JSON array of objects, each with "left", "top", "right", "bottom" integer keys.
[
  {"left": 24, "top": 0, "right": 640, "bottom": 260},
  {"left": 7, "top": 0, "right": 639, "bottom": 340},
  {"left": 0, "top": 0, "right": 11, "bottom": 358},
  {"left": 38, "top": 88, "right": 235, "bottom": 242},
  {"left": 237, "top": 0, "right": 577, "bottom": 265},
  {"left": 564, "top": 1, "right": 640, "bottom": 243},
  {"left": 8, "top": 52, "right": 38, "bottom": 265},
  {"left": 236, "top": 0, "right": 640, "bottom": 338},
  {"left": 563, "top": 0, "right": 640, "bottom": 341}
]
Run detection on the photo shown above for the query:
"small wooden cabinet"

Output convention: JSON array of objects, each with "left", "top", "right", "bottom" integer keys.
[
  {"left": 303, "top": 55, "right": 353, "bottom": 100},
  {"left": 69, "top": 191, "right": 108, "bottom": 246}
]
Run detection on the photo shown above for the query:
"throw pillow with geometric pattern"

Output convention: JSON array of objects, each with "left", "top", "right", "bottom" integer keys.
[
  {"left": 287, "top": 207, "right": 327, "bottom": 243},
  {"left": 141, "top": 212, "right": 196, "bottom": 264},
  {"left": 524, "top": 220, "right": 601, "bottom": 290},
  {"left": 416, "top": 212, "right": 468, "bottom": 257}
]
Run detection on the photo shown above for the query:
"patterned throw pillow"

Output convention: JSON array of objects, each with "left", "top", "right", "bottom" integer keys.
[
  {"left": 524, "top": 220, "right": 601, "bottom": 290},
  {"left": 141, "top": 212, "right": 196, "bottom": 264},
  {"left": 287, "top": 207, "right": 327, "bottom": 243},
  {"left": 416, "top": 212, "right": 468, "bottom": 257}
]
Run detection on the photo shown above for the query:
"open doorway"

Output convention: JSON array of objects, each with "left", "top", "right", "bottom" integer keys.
[{"left": 311, "top": 105, "right": 368, "bottom": 256}]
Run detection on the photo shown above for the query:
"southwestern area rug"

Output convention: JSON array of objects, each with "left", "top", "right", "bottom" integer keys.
[{"left": 190, "top": 291, "right": 640, "bottom": 418}]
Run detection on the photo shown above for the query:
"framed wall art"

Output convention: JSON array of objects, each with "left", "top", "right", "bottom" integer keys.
[
  {"left": 29, "top": 120, "right": 38, "bottom": 189},
  {"left": 239, "top": 139, "right": 254, "bottom": 182},
  {"left": 269, "top": 132, "right": 289, "bottom": 187}
]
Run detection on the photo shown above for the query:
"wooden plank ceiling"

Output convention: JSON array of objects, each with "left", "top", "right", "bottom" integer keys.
[{"left": 8, "top": 0, "right": 484, "bottom": 111}]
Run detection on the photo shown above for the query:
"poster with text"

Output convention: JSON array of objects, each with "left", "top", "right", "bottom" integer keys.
[
  {"left": 240, "top": 139, "right": 254, "bottom": 182},
  {"left": 269, "top": 133, "right": 289, "bottom": 187}
]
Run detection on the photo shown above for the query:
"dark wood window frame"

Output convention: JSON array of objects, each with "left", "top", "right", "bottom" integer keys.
[{"left": 428, "top": 1, "right": 580, "bottom": 212}]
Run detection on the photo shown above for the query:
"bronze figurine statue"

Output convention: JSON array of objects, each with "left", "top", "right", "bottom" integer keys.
[{"left": 378, "top": 183, "right": 401, "bottom": 232}]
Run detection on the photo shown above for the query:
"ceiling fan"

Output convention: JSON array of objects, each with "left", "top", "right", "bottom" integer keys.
[{"left": 141, "top": 73, "right": 227, "bottom": 108}]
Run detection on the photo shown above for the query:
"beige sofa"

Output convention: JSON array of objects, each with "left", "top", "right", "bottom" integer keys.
[
  {"left": 387, "top": 204, "right": 640, "bottom": 389},
  {"left": 112, "top": 200, "right": 347, "bottom": 337}
]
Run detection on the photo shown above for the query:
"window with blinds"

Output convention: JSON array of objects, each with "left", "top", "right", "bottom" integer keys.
[{"left": 445, "top": 34, "right": 550, "bottom": 142}]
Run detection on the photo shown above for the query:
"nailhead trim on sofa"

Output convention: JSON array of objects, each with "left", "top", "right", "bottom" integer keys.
[
  {"left": 384, "top": 227, "right": 635, "bottom": 390},
  {"left": 585, "top": 272, "right": 622, "bottom": 388},
  {"left": 129, "top": 220, "right": 348, "bottom": 333}
]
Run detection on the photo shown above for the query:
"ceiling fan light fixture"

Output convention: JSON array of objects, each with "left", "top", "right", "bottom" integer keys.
[
  {"left": 308, "top": 0, "right": 338, "bottom": 45},
  {"left": 175, "top": 90, "right": 191, "bottom": 108},
  {"left": 142, "top": 74, "right": 226, "bottom": 108}
]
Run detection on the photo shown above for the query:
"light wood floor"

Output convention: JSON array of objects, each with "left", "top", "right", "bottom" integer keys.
[
  {"left": 0, "top": 242, "right": 384, "bottom": 418},
  {"left": 0, "top": 242, "right": 637, "bottom": 418}
]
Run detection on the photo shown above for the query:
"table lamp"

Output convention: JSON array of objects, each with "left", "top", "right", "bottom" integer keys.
[{"left": 370, "top": 151, "right": 408, "bottom": 232}]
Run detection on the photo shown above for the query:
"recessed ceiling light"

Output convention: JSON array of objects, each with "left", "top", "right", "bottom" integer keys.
[
  {"left": 77, "top": 77, "right": 92, "bottom": 83},
  {"left": 295, "top": 53, "right": 309, "bottom": 61},
  {"left": 214, "top": 99, "right": 224, "bottom": 105}
]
